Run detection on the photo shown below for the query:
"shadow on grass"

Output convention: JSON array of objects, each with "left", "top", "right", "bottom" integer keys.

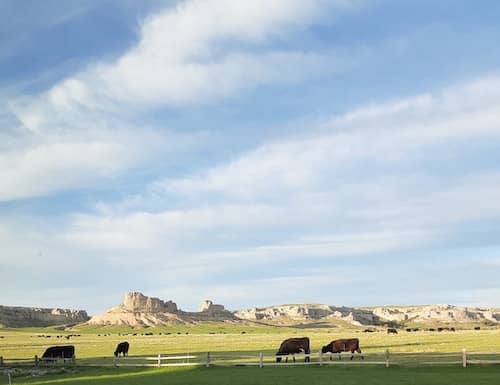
[{"left": 5, "top": 365, "right": 500, "bottom": 385}]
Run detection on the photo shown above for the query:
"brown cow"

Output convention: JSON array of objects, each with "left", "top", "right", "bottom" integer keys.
[
  {"left": 321, "top": 338, "right": 363, "bottom": 360},
  {"left": 276, "top": 337, "right": 310, "bottom": 363}
]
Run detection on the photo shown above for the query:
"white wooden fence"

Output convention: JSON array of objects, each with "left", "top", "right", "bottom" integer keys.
[{"left": 2, "top": 349, "right": 499, "bottom": 368}]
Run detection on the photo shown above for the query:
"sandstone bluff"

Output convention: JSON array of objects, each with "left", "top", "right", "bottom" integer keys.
[
  {"left": 87, "top": 292, "right": 500, "bottom": 327},
  {"left": 2, "top": 293, "right": 498, "bottom": 328},
  {"left": 0, "top": 305, "right": 89, "bottom": 327},
  {"left": 87, "top": 292, "right": 236, "bottom": 327}
]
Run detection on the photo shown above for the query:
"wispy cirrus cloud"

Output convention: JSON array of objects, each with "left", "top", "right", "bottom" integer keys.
[
  {"left": 61, "top": 74, "right": 500, "bottom": 270},
  {"left": 3, "top": 0, "right": 346, "bottom": 202}
]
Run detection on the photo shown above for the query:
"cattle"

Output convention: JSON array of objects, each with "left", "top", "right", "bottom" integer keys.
[
  {"left": 387, "top": 328, "right": 398, "bottom": 334},
  {"left": 276, "top": 337, "right": 310, "bottom": 363},
  {"left": 41, "top": 345, "right": 75, "bottom": 361},
  {"left": 114, "top": 341, "right": 130, "bottom": 357},
  {"left": 474, "top": 326, "right": 481, "bottom": 330},
  {"left": 321, "top": 338, "right": 363, "bottom": 360},
  {"left": 363, "top": 329, "right": 375, "bottom": 333}
]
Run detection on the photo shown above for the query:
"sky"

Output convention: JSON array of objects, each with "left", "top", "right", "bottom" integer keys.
[{"left": 1, "top": 0, "right": 500, "bottom": 315}]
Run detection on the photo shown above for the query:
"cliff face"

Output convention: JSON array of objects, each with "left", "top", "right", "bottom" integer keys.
[
  {"left": 88, "top": 293, "right": 235, "bottom": 327},
  {"left": 371, "top": 304, "right": 500, "bottom": 324},
  {"left": 0, "top": 305, "right": 89, "bottom": 327},
  {"left": 123, "top": 292, "right": 178, "bottom": 313},
  {"left": 234, "top": 304, "right": 381, "bottom": 326},
  {"left": 236, "top": 304, "right": 500, "bottom": 326}
]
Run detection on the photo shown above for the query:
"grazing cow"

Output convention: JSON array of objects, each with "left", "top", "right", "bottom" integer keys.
[
  {"left": 364, "top": 329, "right": 375, "bottom": 333},
  {"left": 474, "top": 326, "right": 481, "bottom": 330},
  {"left": 114, "top": 341, "right": 130, "bottom": 357},
  {"left": 41, "top": 345, "right": 75, "bottom": 360},
  {"left": 322, "top": 338, "right": 363, "bottom": 360},
  {"left": 387, "top": 328, "right": 398, "bottom": 334},
  {"left": 276, "top": 337, "right": 310, "bottom": 363}
]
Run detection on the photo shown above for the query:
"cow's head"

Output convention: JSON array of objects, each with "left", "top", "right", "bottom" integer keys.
[
  {"left": 276, "top": 352, "right": 283, "bottom": 363},
  {"left": 321, "top": 344, "right": 330, "bottom": 354}
]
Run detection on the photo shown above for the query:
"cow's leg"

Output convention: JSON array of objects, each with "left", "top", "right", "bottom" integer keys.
[
  {"left": 350, "top": 350, "right": 354, "bottom": 360},
  {"left": 329, "top": 353, "right": 332, "bottom": 361},
  {"left": 338, "top": 353, "right": 342, "bottom": 361},
  {"left": 285, "top": 356, "right": 288, "bottom": 363},
  {"left": 357, "top": 348, "right": 363, "bottom": 360},
  {"left": 292, "top": 355, "right": 296, "bottom": 363}
]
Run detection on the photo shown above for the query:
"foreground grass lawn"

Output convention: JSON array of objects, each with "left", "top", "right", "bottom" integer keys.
[{"left": 2, "top": 365, "right": 499, "bottom": 385}]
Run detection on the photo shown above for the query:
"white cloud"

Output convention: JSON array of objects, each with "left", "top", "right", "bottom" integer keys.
[
  {"left": 0, "top": 128, "right": 199, "bottom": 202},
  {"left": 2, "top": 0, "right": 347, "bottom": 202},
  {"left": 159, "top": 74, "right": 500, "bottom": 199},
  {"left": 59, "top": 73, "right": 500, "bottom": 273},
  {"left": 10, "top": 0, "right": 348, "bottom": 133}
]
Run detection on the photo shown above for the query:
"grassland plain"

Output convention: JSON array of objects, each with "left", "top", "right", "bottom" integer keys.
[
  {"left": 1, "top": 325, "right": 499, "bottom": 384},
  {"left": 1, "top": 325, "right": 499, "bottom": 359}
]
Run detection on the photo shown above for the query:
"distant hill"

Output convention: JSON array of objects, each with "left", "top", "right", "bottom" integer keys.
[
  {"left": 2, "top": 293, "right": 499, "bottom": 328},
  {"left": 0, "top": 305, "right": 89, "bottom": 327},
  {"left": 87, "top": 292, "right": 236, "bottom": 327},
  {"left": 235, "top": 304, "right": 500, "bottom": 327}
]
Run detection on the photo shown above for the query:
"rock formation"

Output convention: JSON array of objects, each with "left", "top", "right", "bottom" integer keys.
[
  {"left": 371, "top": 304, "right": 500, "bottom": 324},
  {"left": 234, "top": 304, "right": 381, "bottom": 326},
  {"left": 0, "top": 305, "right": 89, "bottom": 327},
  {"left": 123, "top": 292, "right": 178, "bottom": 313},
  {"left": 199, "top": 300, "right": 225, "bottom": 313},
  {"left": 88, "top": 293, "right": 236, "bottom": 327},
  {"left": 236, "top": 304, "right": 500, "bottom": 326}
]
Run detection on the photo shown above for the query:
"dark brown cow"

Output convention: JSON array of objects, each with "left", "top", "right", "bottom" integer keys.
[
  {"left": 387, "top": 328, "right": 398, "bottom": 334},
  {"left": 114, "top": 341, "right": 129, "bottom": 357},
  {"left": 276, "top": 337, "right": 310, "bottom": 362},
  {"left": 321, "top": 338, "right": 363, "bottom": 360},
  {"left": 41, "top": 345, "right": 75, "bottom": 360}
]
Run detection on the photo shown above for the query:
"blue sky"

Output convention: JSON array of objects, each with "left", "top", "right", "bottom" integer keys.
[{"left": 1, "top": 0, "right": 500, "bottom": 315}]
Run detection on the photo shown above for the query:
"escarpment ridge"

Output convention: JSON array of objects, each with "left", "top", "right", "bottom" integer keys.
[
  {"left": 2, "top": 292, "right": 499, "bottom": 328},
  {"left": 0, "top": 305, "right": 89, "bottom": 327}
]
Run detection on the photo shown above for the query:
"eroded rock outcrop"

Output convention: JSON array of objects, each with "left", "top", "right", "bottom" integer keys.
[
  {"left": 234, "top": 304, "right": 381, "bottom": 326},
  {"left": 0, "top": 305, "right": 89, "bottom": 327},
  {"left": 371, "top": 304, "right": 500, "bottom": 324},
  {"left": 236, "top": 303, "right": 500, "bottom": 326},
  {"left": 88, "top": 293, "right": 235, "bottom": 327},
  {"left": 123, "top": 292, "right": 178, "bottom": 313}
]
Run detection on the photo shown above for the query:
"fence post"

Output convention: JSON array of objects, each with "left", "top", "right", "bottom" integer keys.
[
  {"left": 113, "top": 355, "right": 117, "bottom": 367},
  {"left": 385, "top": 349, "right": 390, "bottom": 368},
  {"left": 462, "top": 348, "right": 467, "bottom": 368},
  {"left": 206, "top": 352, "right": 210, "bottom": 368},
  {"left": 158, "top": 354, "right": 161, "bottom": 368},
  {"left": 319, "top": 350, "right": 323, "bottom": 367},
  {"left": 259, "top": 352, "right": 263, "bottom": 368}
]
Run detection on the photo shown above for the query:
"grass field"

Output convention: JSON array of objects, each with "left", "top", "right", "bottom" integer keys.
[
  {"left": 1, "top": 326, "right": 499, "bottom": 384},
  {"left": 1, "top": 365, "right": 500, "bottom": 385},
  {"left": 1, "top": 325, "right": 499, "bottom": 359}
]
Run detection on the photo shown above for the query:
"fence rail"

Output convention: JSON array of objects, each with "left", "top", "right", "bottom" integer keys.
[{"left": 1, "top": 350, "right": 499, "bottom": 369}]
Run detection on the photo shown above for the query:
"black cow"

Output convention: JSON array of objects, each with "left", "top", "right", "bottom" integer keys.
[
  {"left": 387, "top": 328, "right": 398, "bottom": 334},
  {"left": 322, "top": 338, "right": 363, "bottom": 360},
  {"left": 41, "top": 345, "right": 75, "bottom": 360},
  {"left": 114, "top": 341, "right": 130, "bottom": 357},
  {"left": 276, "top": 337, "right": 310, "bottom": 363}
]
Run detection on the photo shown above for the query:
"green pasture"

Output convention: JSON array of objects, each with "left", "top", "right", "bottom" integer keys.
[
  {"left": 1, "top": 365, "right": 500, "bottom": 385},
  {"left": 0, "top": 325, "right": 499, "bottom": 360}
]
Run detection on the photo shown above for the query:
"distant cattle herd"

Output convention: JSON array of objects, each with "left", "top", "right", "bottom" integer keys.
[{"left": 33, "top": 326, "right": 481, "bottom": 363}]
